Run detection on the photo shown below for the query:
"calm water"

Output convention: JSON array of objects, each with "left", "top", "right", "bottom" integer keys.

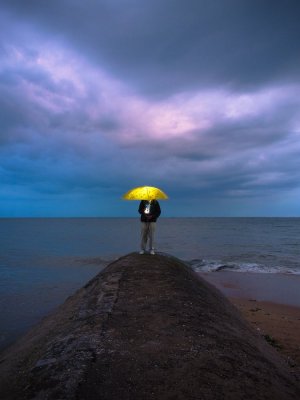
[{"left": 1, "top": 217, "right": 300, "bottom": 350}]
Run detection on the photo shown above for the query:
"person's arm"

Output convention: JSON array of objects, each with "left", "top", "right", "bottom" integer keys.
[
  {"left": 138, "top": 201, "right": 145, "bottom": 215},
  {"left": 153, "top": 201, "right": 161, "bottom": 219}
]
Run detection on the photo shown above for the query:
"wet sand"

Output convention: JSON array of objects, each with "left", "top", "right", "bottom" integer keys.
[
  {"left": 199, "top": 271, "right": 300, "bottom": 374},
  {"left": 198, "top": 271, "right": 300, "bottom": 307}
]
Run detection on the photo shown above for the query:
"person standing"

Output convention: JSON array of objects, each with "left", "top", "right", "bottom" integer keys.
[{"left": 138, "top": 199, "right": 161, "bottom": 255}]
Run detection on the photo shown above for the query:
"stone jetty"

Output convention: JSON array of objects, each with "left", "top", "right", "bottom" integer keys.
[{"left": 0, "top": 253, "right": 299, "bottom": 399}]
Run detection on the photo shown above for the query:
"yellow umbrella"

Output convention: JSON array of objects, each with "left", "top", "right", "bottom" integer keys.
[{"left": 122, "top": 186, "right": 168, "bottom": 200}]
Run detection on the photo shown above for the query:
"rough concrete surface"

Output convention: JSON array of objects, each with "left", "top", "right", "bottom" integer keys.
[{"left": 0, "top": 253, "right": 299, "bottom": 399}]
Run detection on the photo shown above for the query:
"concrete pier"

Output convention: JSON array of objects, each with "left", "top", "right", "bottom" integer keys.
[{"left": 0, "top": 253, "right": 299, "bottom": 399}]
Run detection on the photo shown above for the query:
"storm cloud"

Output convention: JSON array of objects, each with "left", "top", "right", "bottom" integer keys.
[{"left": 0, "top": 1, "right": 300, "bottom": 216}]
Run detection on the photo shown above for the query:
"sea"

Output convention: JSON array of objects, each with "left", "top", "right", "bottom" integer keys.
[{"left": 1, "top": 217, "right": 300, "bottom": 351}]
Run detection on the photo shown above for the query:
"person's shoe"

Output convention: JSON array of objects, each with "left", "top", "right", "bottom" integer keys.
[
  {"left": 150, "top": 249, "right": 155, "bottom": 255},
  {"left": 139, "top": 250, "right": 145, "bottom": 255}
]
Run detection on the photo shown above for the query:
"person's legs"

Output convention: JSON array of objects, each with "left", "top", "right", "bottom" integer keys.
[
  {"left": 140, "top": 222, "right": 149, "bottom": 252},
  {"left": 148, "top": 222, "right": 156, "bottom": 252}
]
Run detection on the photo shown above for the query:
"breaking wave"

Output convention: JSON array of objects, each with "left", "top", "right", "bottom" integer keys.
[{"left": 186, "top": 259, "right": 300, "bottom": 275}]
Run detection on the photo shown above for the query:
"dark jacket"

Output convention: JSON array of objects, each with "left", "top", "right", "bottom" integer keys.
[{"left": 138, "top": 200, "right": 161, "bottom": 222}]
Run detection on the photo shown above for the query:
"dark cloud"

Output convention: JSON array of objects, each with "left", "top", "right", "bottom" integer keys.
[{"left": 2, "top": 0, "right": 300, "bottom": 97}]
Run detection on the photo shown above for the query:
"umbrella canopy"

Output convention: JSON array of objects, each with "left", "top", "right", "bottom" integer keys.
[{"left": 122, "top": 186, "right": 168, "bottom": 200}]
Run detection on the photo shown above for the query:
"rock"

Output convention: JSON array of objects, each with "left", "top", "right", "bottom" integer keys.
[{"left": 0, "top": 252, "right": 299, "bottom": 399}]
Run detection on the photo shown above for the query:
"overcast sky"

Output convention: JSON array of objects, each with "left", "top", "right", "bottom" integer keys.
[{"left": 1, "top": 0, "right": 300, "bottom": 217}]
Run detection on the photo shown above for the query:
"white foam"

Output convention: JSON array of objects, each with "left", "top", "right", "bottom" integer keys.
[{"left": 186, "top": 259, "right": 300, "bottom": 275}]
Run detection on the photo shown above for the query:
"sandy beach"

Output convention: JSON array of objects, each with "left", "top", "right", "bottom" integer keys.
[
  {"left": 199, "top": 272, "right": 300, "bottom": 374},
  {"left": 230, "top": 299, "right": 300, "bottom": 370}
]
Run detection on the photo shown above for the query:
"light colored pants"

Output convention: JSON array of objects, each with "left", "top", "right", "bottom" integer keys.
[{"left": 140, "top": 222, "right": 156, "bottom": 251}]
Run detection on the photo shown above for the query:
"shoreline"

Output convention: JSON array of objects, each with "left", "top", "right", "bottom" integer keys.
[
  {"left": 197, "top": 271, "right": 300, "bottom": 307},
  {"left": 199, "top": 271, "right": 300, "bottom": 374}
]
